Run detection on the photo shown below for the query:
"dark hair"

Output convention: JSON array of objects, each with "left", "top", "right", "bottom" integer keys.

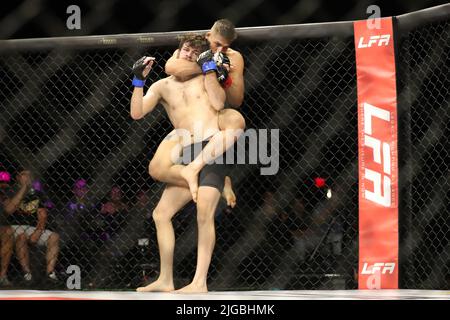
[
  {"left": 178, "top": 34, "right": 209, "bottom": 52},
  {"left": 211, "top": 19, "right": 237, "bottom": 42}
]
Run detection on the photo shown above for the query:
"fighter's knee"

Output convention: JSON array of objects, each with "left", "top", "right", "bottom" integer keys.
[
  {"left": 196, "top": 203, "right": 216, "bottom": 225},
  {"left": 148, "top": 160, "right": 163, "bottom": 181},
  {"left": 196, "top": 213, "right": 214, "bottom": 226},
  {"left": 152, "top": 208, "right": 169, "bottom": 224},
  {"left": 219, "top": 109, "right": 246, "bottom": 131}
]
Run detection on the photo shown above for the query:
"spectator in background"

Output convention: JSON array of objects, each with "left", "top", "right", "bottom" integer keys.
[
  {"left": 135, "top": 189, "right": 150, "bottom": 217},
  {"left": 261, "top": 191, "right": 277, "bottom": 221},
  {"left": 0, "top": 171, "right": 14, "bottom": 286},
  {"left": 66, "top": 179, "right": 94, "bottom": 218},
  {"left": 81, "top": 186, "right": 130, "bottom": 289},
  {"left": 292, "top": 179, "right": 343, "bottom": 262},
  {"left": 2, "top": 170, "right": 60, "bottom": 283},
  {"left": 131, "top": 188, "right": 157, "bottom": 280},
  {"left": 64, "top": 178, "right": 97, "bottom": 241},
  {"left": 266, "top": 205, "right": 301, "bottom": 252},
  {"left": 133, "top": 189, "right": 154, "bottom": 237},
  {"left": 31, "top": 179, "right": 55, "bottom": 211},
  {"left": 98, "top": 185, "right": 128, "bottom": 241},
  {"left": 238, "top": 194, "right": 303, "bottom": 286},
  {"left": 287, "top": 196, "right": 312, "bottom": 261}
]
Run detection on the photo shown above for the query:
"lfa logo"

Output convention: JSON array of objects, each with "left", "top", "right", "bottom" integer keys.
[
  {"left": 66, "top": 5, "right": 81, "bottom": 30},
  {"left": 357, "top": 35, "right": 391, "bottom": 48}
]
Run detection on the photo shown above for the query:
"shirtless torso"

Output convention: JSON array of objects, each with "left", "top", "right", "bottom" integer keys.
[{"left": 155, "top": 74, "right": 219, "bottom": 140}]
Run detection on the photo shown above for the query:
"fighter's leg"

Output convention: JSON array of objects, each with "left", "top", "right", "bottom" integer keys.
[
  {"left": 181, "top": 109, "right": 245, "bottom": 202},
  {"left": 136, "top": 185, "right": 192, "bottom": 292},
  {"left": 176, "top": 186, "right": 221, "bottom": 293},
  {"left": 148, "top": 130, "right": 188, "bottom": 187}
]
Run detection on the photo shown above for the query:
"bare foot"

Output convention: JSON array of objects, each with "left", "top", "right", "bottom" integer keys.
[
  {"left": 222, "top": 186, "right": 236, "bottom": 208},
  {"left": 174, "top": 283, "right": 208, "bottom": 294},
  {"left": 180, "top": 165, "right": 200, "bottom": 203},
  {"left": 136, "top": 280, "right": 174, "bottom": 292}
]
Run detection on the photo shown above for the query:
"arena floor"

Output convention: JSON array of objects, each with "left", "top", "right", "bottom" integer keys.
[{"left": 0, "top": 289, "right": 448, "bottom": 300}]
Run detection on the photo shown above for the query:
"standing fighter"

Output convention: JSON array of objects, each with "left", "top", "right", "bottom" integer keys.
[
  {"left": 131, "top": 34, "right": 233, "bottom": 293},
  {"left": 149, "top": 19, "right": 246, "bottom": 202}
]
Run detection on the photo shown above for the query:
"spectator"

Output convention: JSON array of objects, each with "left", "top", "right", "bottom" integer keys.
[
  {"left": 79, "top": 185, "right": 129, "bottom": 288},
  {"left": 0, "top": 171, "right": 14, "bottom": 286},
  {"left": 66, "top": 179, "right": 93, "bottom": 217},
  {"left": 133, "top": 189, "right": 154, "bottom": 237},
  {"left": 291, "top": 185, "right": 343, "bottom": 263},
  {"left": 98, "top": 185, "right": 128, "bottom": 241},
  {"left": 261, "top": 191, "right": 277, "bottom": 221},
  {"left": 59, "top": 178, "right": 100, "bottom": 278},
  {"left": 287, "top": 197, "right": 312, "bottom": 261},
  {"left": 112, "top": 188, "right": 158, "bottom": 288},
  {"left": 63, "top": 178, "right": 97, "bottom": 241},
  {"left": 266, "top": 205, "right": 301, "bottom": 252},
  {"left": 32, "top": 179, "right": 55, "bottom": 211},
  {"left": 238, "top": 196, "right": 301, "bottom": 286},
  {"left": 2, "top": 170, "right": 60, "bottom": 283},
  {"left": 81, "top": 186, "right": 130, "bottom": 289}
]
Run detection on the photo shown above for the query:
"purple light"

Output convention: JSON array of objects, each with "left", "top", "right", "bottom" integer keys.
[
  {"left": 74, "top": 179, "right": 87, "bottom": 189},
  {"left": 44, "top": 200, "right": 55, "bottom": 209},
  {"left": 32, "top": 180, "right": 43, "bottom": 192}
]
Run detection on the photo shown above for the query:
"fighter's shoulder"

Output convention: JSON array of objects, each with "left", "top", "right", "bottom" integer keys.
[
  {"left": 147, "top": 77, "right": 170, "bottom": 95},
  {"left": 228, "top": 48, "right": 243, "bottom": 58},
  {"left": 172, "top": 49, "right": 180, "bottom": 56},
  {"left": 227, "top": 48, "right": 244, "bottom": 65}
]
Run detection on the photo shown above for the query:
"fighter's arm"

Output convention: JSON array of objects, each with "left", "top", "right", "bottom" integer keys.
[
  {"left": 165, "top": 49, "right": 202, "bottom": 79},
  {"left": 204, "top": 72, "right": 226, "bottom": 111},
  {"left": 130, "top": 81, "right": 163, "bottom": 120},
  {"left": 225, "top": 51, "right": 245, "bottom": 108}
]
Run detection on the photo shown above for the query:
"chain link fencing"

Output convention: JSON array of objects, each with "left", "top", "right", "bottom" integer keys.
[{"left": 397, "top": 18, "right": 449, "bottom": 290}]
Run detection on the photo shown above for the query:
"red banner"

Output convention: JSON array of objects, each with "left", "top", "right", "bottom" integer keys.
[{"left": 354, "top": 17, "right": 399, "bottom": 289}]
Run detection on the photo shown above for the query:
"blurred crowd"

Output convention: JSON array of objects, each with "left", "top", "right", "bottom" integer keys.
[
  {"left": 0, "top": 168, "right": 153, "bottom": 289},
  {"left": 0, "top": 166, "right": 347, "bottom": 290}
]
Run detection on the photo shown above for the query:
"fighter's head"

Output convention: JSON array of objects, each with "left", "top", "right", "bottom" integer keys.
[
  {"left": 178, "top": 34, "right": 209, "bottom": 62},
  {"left": 206, "top": 19, "right": 237, "bottom": 53}
]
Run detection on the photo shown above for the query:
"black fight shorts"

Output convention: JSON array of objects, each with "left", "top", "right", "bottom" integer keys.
[{"left": 181, "top": 140, "right": 231, "bottom": 193}]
